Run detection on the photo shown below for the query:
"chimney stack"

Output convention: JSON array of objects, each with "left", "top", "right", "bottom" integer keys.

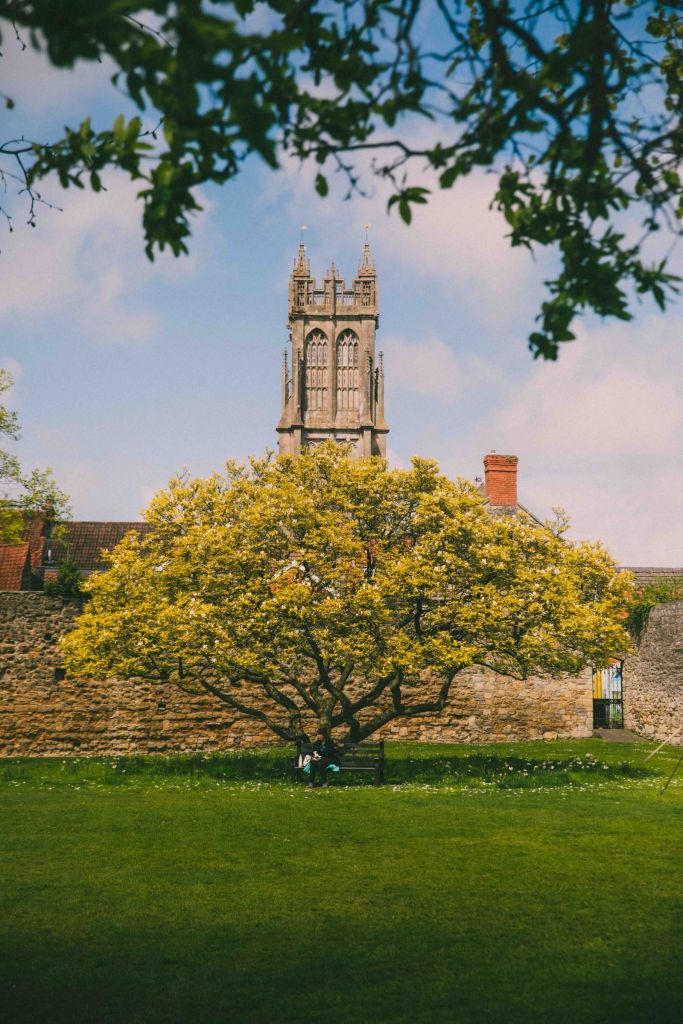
[
  {"left": 483, "top": 453, "right": 518, "bottom": 507},
  {"left": 24, "top": 509, "right": 52, "bottom": 570}
]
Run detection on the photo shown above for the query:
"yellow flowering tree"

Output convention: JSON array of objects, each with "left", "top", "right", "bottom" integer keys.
[{"left": 61, "top": 443, "right": 632, "bottom": 742}]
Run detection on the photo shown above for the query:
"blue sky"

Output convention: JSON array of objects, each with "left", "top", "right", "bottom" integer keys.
[{"left": 1, "top": 23, "right": 682, "bottom": 566}]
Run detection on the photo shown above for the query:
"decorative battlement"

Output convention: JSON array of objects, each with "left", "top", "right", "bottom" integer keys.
[{"left": 288, "top": 242, "right": 377, "bottom": 315}]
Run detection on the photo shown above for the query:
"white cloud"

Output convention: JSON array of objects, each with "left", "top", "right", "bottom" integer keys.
[
  {"left": 0, "top": 357, "right": 23, "bottom": 417},
  {"left": 494, "top": 320, "right": 683, "bottom": 461},
  {"left": 440, "top": 314, "right": 683, "bottom": 565},
  {"left": 522, "top": 463, "right": 683, "bottom": 567},
  {"left": 382, "top": 335, "right": 509, "bottom": 408},
  {"left": 0, "top": 27, "right": 114, "bottom": 116},
  {"left": 376, "top": 174, "right": 536, "bottom": 317},
  {"left": 385, "top": 446, "right": 408, "bottom": 470},
  {"left": 34, "top": 449, "right": 166, "bottom": 522},
  {"left": 262, "top": 136, "right": 539, "bottom": 322},
  {"left": 0, "top": 173, "right": 209, "bottom": 346},
  {"left": 383, "top": 336, "right": 463, "bottom": 399},
  {"left": 0, "top": 356, "right": 23, "bottom": 379},
  {"left": 0, "top": 178, "right": 156, "bottom": 344}
]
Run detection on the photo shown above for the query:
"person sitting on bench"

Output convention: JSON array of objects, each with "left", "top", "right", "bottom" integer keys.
[{"left": 308, "top": 730, "right": 340, "bottom": 788}]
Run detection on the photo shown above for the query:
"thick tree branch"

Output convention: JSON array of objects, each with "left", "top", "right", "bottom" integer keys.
[{"left": 199, "top": 677, "right": 297, "bottom": 742}]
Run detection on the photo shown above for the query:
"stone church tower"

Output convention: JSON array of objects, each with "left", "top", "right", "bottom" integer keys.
[{"left": 277, "top": 240, "right": 388, "bottom": 456}]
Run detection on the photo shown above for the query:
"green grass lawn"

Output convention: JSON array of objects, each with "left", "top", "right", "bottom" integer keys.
[{"left": 1, "top": 739, "right": 682, "bottom": 1024}]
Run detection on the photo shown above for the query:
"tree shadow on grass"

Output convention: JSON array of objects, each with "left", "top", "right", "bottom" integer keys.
[
  {"left": 383, "top": 752, "right": 654, "bottom": 789},
  {"left": 0, "top": 748, "right": 655, "bottom": 790}
]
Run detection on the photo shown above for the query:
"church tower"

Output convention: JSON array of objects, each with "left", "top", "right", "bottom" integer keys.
[{"left": 277, "top": 239, "right": 388, "bottom": 457}]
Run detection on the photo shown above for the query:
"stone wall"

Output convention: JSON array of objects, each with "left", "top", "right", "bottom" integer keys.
[
  {"left": 383, "top": 668, "right": 592, "bottom": 744},
  {"left": 624, "top": 601, "right": 683, "bottom": 742},
  {"left": 1, "top": 591, "right": 594, "bottom": 756},
  {"left": 0, "top": 593, "right": 269, "bottom": 756}
]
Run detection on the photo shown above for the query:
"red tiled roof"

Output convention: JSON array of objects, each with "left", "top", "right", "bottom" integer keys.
[
  {"left": 47, "top": 522, "right": 152, "bottom": 573},
  {"left": 620, "top": 567, "right": 683, "bottom": 587},
  {"left": 0, "top": 542, "right": 32, "bottom": 590}
]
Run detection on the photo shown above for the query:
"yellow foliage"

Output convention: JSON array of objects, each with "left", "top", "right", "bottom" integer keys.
[{"left": 62, "top": 443, "right": 632, "bottom": 742}]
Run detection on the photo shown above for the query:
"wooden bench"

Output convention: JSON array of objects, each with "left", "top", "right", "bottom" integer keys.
[{"left": 291, "top": 739, "right": 385, "bottom": 786}]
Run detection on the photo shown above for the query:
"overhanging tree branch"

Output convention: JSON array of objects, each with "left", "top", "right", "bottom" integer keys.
[{"left": 0, "top": 1, "right": 681, "bottom": 358}]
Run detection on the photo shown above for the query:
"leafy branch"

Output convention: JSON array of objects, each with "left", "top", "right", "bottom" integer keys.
[{"left": 0, "top": 1, "right": 682, "bottom": 355}]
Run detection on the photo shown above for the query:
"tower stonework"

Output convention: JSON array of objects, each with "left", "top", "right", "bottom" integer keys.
[{"left": 277, "top": 241, "right": 388, "bottom": 457}]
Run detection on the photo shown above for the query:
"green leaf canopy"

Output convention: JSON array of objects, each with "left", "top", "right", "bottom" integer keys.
[{"left": 2, "top": 1, "right": 682, "bottom": 356}]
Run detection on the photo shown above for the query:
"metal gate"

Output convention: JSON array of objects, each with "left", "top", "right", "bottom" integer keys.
[{"left": 592, "top": 660, "right": 624, "bottom": 729}]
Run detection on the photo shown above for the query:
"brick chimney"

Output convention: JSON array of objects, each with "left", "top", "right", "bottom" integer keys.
[
  {"left": 483, "top": 453, "right": 518, "bottom": 507},
  {"left": 23, "top": 509, "right": 53, "bottom": 570}
]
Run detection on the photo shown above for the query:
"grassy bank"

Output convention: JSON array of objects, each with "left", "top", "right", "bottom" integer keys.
[{"left": 1, "top": 740, "right": 681, "bottom": 1024}]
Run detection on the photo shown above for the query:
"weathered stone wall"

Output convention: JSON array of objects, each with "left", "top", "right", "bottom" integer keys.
[
  {"left": 1, "top": 592, "right": 593, "bottom": 756},
  {"left": 382, "top": 668, "right": 592, "bottom": 744},
  {"left": 0, "top": 593, "right": 269, "bottom": 755},
  {"left": 624, "top": 601, "right": 683, "bottom": 742}
]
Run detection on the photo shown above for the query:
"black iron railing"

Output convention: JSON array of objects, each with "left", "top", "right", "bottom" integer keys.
[{"left": 593, "top": 698, "right": 624, "bottom": 729}]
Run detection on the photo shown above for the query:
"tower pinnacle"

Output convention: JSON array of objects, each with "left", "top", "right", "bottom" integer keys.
[
  {"left": 293, "top": 239, "right": 309, "bottom": 276},
  {"left": 359, "top": 227, "right": 375, "bottom": 276}
]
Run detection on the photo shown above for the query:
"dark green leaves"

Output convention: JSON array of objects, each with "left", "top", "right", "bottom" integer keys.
[
  {"left": 388, "top": 186, "right": 430, "bottom": 224},
  {"left": 2, "top": 0, "right": 682, "bottom": 357}
]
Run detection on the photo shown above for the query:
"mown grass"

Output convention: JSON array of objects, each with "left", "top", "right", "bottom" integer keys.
[{"left": 1, "top": 740, "right": 682, "bottom": 1024}]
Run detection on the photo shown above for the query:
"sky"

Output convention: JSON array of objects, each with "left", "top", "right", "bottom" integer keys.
[{"left": 1, "top": 19, "right": 682, "bottom": 567}]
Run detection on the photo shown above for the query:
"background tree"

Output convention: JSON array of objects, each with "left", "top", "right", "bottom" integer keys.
[
  {"left": 43, "top": 550, "right": 82, "bottom": 598},
  {"left": 1, "top": 1, "right": 681, "bottom": 358},
  {"left": 0, "top": 369, "right": 70, "bottom": 542},
  {"left": 62, "top": 443, "right": 632, "bottom": 743},
  {"left": 626, "top": 574, "right": 683, "bottom": 642}
]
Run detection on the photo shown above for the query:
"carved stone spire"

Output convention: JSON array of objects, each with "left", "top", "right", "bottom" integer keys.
[
  {"left": 375, "top": 351, "right": 387, "bottom": 430},
  {"left": 293, "top": 240, "right": 310, "bottom": 276},
  {"left": 359, "top": 227, "right": 375, "bottom": 276},
  {"left": 277, "top": 346, "right": 293, "bottom": 431},
  {"left": 281, "top": 348, "right": 289, "bottom": 409}
]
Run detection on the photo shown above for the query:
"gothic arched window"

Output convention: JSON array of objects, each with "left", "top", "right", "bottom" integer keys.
[
  {"left": 336, "top": 330, "right": 360, "bottom": 411},
  {"left": 304, "top": 330, "right": 328, "bottom": 412}
]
